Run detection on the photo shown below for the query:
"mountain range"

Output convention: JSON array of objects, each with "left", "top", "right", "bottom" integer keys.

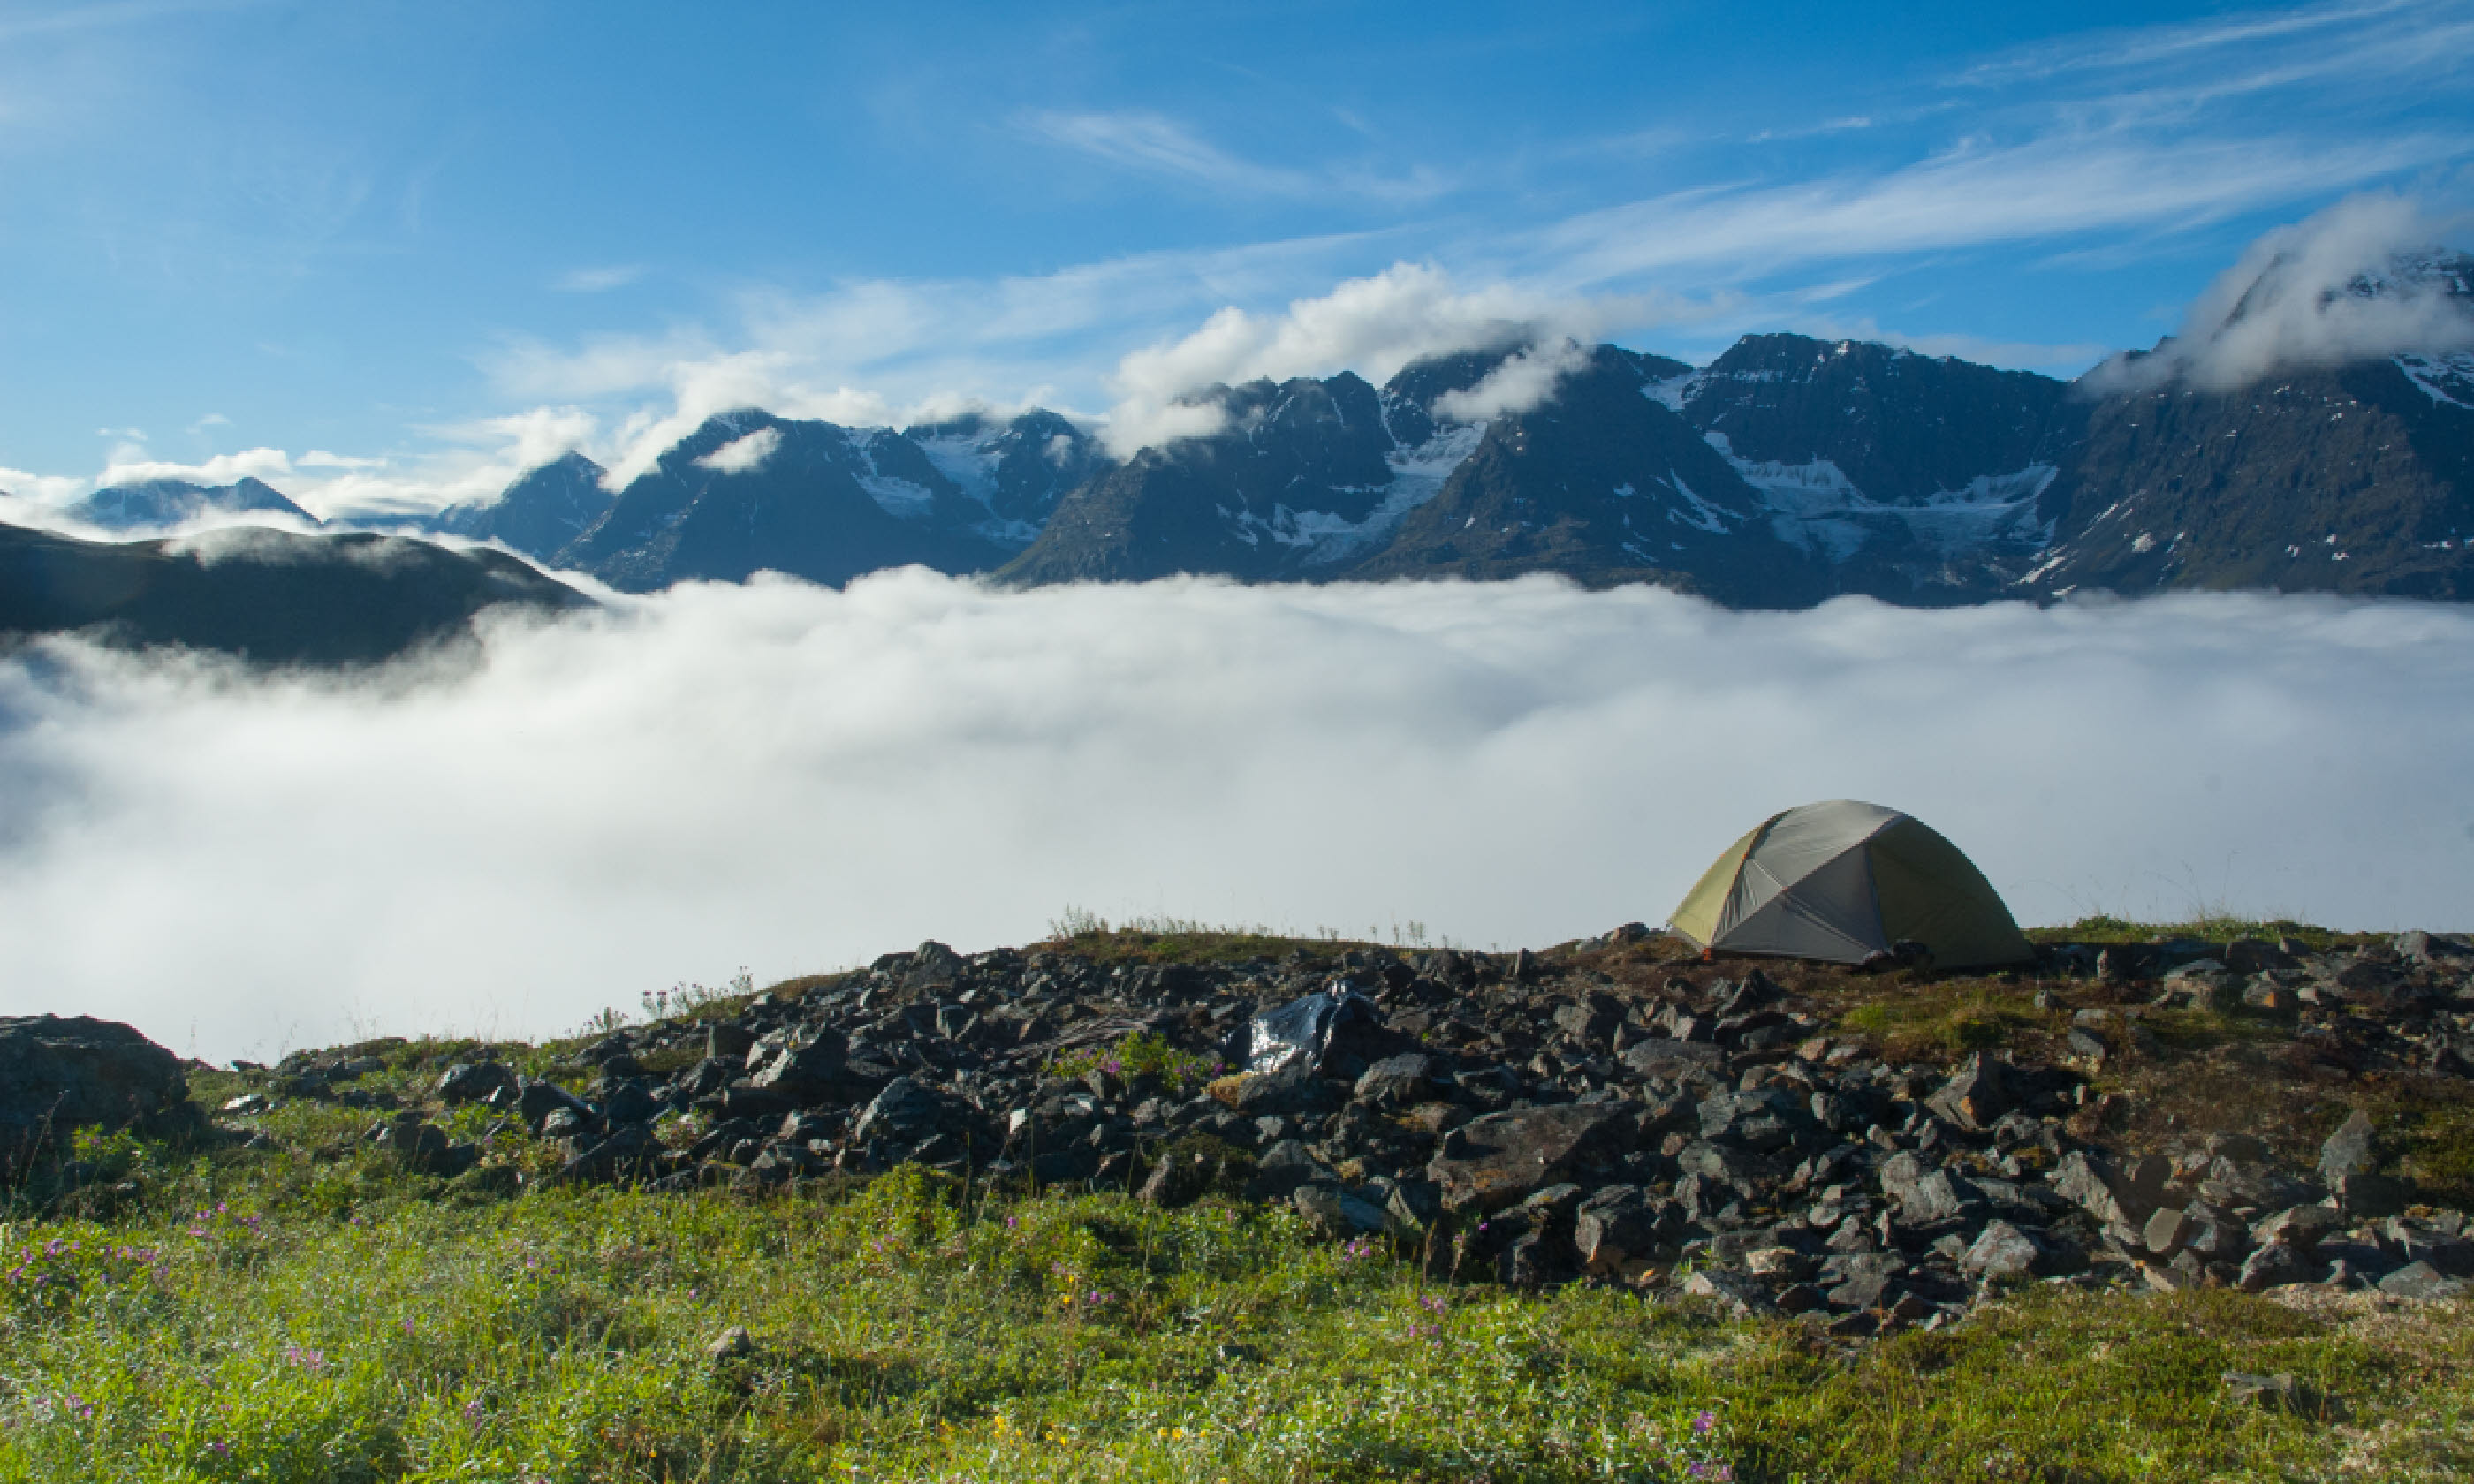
[{"left": 17, "top": 259, "right": 2474, "bottom": 618}]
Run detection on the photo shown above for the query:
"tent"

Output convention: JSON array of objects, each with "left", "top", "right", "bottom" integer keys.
[{"left": 1669, "top": 800, "right": 2033, "bottom": 968}]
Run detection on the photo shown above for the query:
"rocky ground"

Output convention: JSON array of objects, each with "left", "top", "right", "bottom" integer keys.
[{"left": 11, "top": 922, "right": 2474, "bottom": 1342}]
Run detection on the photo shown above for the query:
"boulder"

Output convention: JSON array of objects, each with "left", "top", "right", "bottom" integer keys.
[
  {"left": 1572, "top": 1185, "right": 1673, "bottom": 1274},
  {"left": 435, "top": 1060, "right": 518, "bottom": 1106},
  {"left": 1960, "top": 1220, "right": 2053, "bottom": 1280},
  {"left": 2049, "top": 1148, "right": 2170, "bottom": 1229},
  {"left": 0, "top": 1015, "right": 194, "bottom": 1176},
  {"left": 1696, "top": 1086, "right": 1808, "bottom": 1152},
  {"left": 1353, "top": 1053, "right": 1452, "bottom": 1108},
  {"left": 2375, "top": 1261, "right": 2467, "bottom": 1301},
  {"left": 1682, "top": 1268, "right": 1774, "bottom": 1316},
  {"left": 2238, "top": 1240, "right": 2315, "bottom": 1291},
  {"left": 853, "top": 1076, "right": 952, "bottom": 1143},
  {"left": 1926, "top": 1053, "right": 2013, "bottom": 1132},
  {"left": 2318, "top": 1109, "right": 2378, "bottom": 1184},
  {"left": 1248, "top": 1138, "right": 1328, "bottom": 1200},
  {"left": 1233, "top": 1063, "right": 1345, "bottom": 1117},
  {"left": 2251, "top": 1204, "right": 2344, "bottom": 1252},
  {"left": 1291, "top": 1183, "right": 1388, "bottom": 1239},
  {"left": 1621, "top": 1039, "right": 1725, "bottom": 1079},
  {"left": 2331, "top": 1171, "right": 2409, "bottom": 1218},
  {"left": 1426, "top": 1103, "right": 1627, "bottom": 1213}
]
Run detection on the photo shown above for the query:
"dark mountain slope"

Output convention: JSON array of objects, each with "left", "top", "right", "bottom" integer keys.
[
  {"left": 2028, "top": 357, "right": 2474, "bottom": 597},
  {"left": 430, "top": 452, "right": 615, "bottom": 562},
  {"left": 1672, "top": 335, "right": 2081, "bottom": 503},
  {"left": 554, "top": 412, "right": 1013, "bottom": 592},
  {"left": 0, "top": 521, "right": 586, "bottom": 665},
  {"left": 997, "top": 372, "right": 1419, "bottom": 585},
  {"left": 1345, "top": 346, "right": 1827, "bottom": 605}
]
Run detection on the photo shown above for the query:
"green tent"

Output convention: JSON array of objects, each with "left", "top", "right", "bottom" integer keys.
[{"left": 1670, "top": 800, "right": 2033, "bottom": 968}]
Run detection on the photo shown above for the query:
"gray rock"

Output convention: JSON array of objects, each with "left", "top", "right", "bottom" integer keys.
[
  {"left": 2332, "top": 1171, "right": 2409, "bottom": 1218},
  {"left": 2318, "top": 1109, "right": 2379, "bottom": 1184},
  {"left": 1621, "top": 1039, "right": 1725, "bottom": 1079},
  {"left": 0, "top": 1015, "right": 195, "bottom": 1177},
  {"left": 1291, "top": 1182, "right": 1388, "bottom": 1238},
  {"left": 1682, "top": 1268, "right": 1774, "bottom": 1316},
  {"left": 2375, "top": 1261, "right": 2467, "bottom": 1301},
  {"left": 1248, "top": 1138, "right": 1326, "bottom": 1200},
  {"left": 1385, "top": 1178, "right": 1443, "bottom": 1231},
  {"left": 436, "top": 1060, "right": 518, "bottom": 1106},
  {"left": 2050, "top": 1148, "right": 2170, "bottom": 1229},
  {"left": 1353, "top": 1053, "right": 1451, "bottom": 1107},
  {"left": 1573, "top": 1185, "right": 1673, "bottom": 1274},
  {"left": 1926, "top": 1053, "right": 2012, "bottom": 1132},
  {"left": 1960, "top": 1220, "right": 2052, "bottom": 1280},
  {"left": 2251, "top": 1205, "right": 2344, "bottom": 1252},
  {"left": 1233, "top": 1063, "right": 1344, "bottom": 1117},
  {"left": 1426, "top": 1102, "right": 1626, "bottom": 1213},
  {"left": 2238, "top": 1240, "right": 2314, "bottom": 1291},
  {"left": 1696, "top": 1086, "right": 1806, "bottom": 1152},
  {"left": 854, "top": 1076, "right": 946, "bottom": 1141}
]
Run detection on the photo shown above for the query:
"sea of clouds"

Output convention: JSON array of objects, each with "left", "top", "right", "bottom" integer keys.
[{"left": 2, "top": 572, "right": 2470, "bottom": 1064}]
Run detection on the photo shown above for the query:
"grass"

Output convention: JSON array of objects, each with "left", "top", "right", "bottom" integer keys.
[
  {"left": 2023, "top": 915, "right": 2378, "bottom": 951},
  {"left": 4, "top": 1143, "right": 2470, "bottom": 1483}
]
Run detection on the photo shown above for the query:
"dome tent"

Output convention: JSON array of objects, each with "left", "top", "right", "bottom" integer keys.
[{"left": 1669, "top": 801, "right": 2033, "bottom": 969}]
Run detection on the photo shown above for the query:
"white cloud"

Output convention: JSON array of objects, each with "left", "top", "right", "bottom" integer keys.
[
  {"left": 694, "top": 426, "right": 780, "bottom": 474},
  {"left": 298, "top": 450, "right": 385, "bottom": 470},
  {"left": 3, "top": 576, "right": 2470, "bottom": 1064},
  {"left": 186, "top": 413, "right": 231, "bottom": 434},
  {"left": 555, "top": 264, "right": 647, "bottom": 293},
  {"left": 1529, "top": 132, "right": 2471, "bottom": 288},
  {"left": 1100, "top": 262, "right": 1669, "bottom": 455},
  {"left": 1431, "top": 337, "right": 1594, "bottom": 421},
  {"left": 0, "top": 466, "right": 90, "bottom": 506},
  {"left": 95, "top": 446, "right": 292, "bottom": 487},
  {"left": 2081, "top": 192, "right": 2474, "bottom": 393},
  {"left": 1022, "top": 110, "right": 1311, "bottom": 196}
]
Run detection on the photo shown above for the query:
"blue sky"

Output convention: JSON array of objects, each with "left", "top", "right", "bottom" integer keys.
[{"left": 2, "top": 0, "right": 2470, "bottom": 513}]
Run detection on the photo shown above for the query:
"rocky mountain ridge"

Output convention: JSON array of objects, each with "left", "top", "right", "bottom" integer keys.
[
  {"left": 18, "top": 292, "right": 2472, "bottom": 610},
  {"left": 400, "top": 305, "right": 2474, "bottom": 606}
]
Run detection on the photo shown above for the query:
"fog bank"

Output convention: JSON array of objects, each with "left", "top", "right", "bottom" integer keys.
[{"left": 2, "top": 573, "right": 2468, "bottom": 1063}]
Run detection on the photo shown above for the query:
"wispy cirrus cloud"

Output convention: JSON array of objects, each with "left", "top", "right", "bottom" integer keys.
[
  {"left": 1526, "top": 131, "right": 2470, "bottom": 288},
  {"left": 1951, "top": 0, "right": 2444, "bottom": 87},
  {"left": 1021, "top": 109, "right": 1314, "bottom": 195},
  {"left": 554, "top": 264, "right": 648, "bottom": 294},
  {"left": 1021, "top": 107, "right": 1455, "bottom": 205}
]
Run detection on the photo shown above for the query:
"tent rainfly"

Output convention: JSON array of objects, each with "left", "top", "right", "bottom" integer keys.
[{"left": 1669, "top": 800, "right": 2034, "bottom": 969}]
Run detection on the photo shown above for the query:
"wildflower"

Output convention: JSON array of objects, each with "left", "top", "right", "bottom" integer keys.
[{"left": 1693, "top": 1410, "right": 1716, "bottom": 1435}]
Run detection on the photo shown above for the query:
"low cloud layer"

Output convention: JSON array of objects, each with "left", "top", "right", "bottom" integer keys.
[
  {"left": 2, "top": 577, "right": 2469, "bottom": 1064},
  {"left": 2085, "top": 192, "right": 2474, "bottom": 393}
]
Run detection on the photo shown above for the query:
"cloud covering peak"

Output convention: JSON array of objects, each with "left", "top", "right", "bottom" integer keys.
[{"left": 2084, "top": 192, "right": 2474, "bottom": 394}]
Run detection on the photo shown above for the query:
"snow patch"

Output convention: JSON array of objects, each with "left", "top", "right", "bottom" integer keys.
[
  {"left": 1663, "top": 469, "right": 1734, "bottom": 534},
  {"left": 1222, "top": 421, "right": 1486, "bottom": 566},
  {"left": 2394, "top": 352, "right": 2474, "bottom": 409},
  {"left": 1704, "top": 427, "right": 2057, "bottom": 562},
  {"left": 858, "top": 475, "right": 937, "bottom": 519}
]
